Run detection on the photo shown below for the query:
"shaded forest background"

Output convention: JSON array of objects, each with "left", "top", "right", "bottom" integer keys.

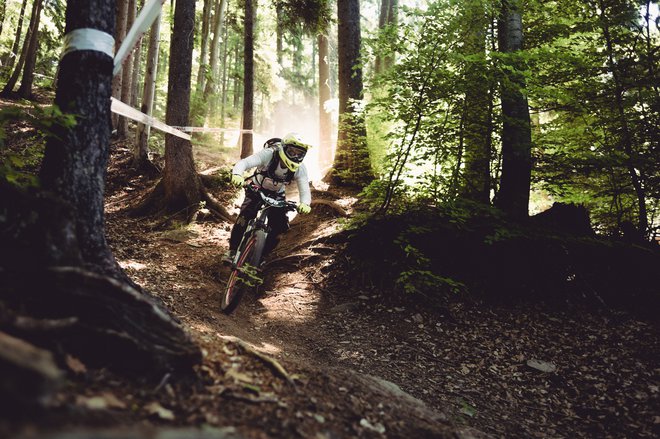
[{"left": 0, "top": 0, "right": 657, "bottom": 239}]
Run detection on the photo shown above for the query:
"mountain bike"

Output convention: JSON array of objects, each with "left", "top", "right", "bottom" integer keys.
[{"left": 221, "top": 182, "right": 297, "bottom": 314}]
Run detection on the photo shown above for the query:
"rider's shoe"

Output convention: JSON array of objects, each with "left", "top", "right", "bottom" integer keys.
[{"left": 222, "top": 250, "right": 235, "bottom": 266}]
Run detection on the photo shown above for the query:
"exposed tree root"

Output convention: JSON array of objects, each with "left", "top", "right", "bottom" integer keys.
[
  {"left": 201, "top": 189, "right": 236, "bottom": 223},
  {"left": 221, "top": 336, "right": 294, "bottom": 385},
  {"left": 264, "top": 253, "right": 322, "bottom": 269},
  {"left": 0, "top": 266, "right": 201, "bottom": 375},
  {"left": 128, "top": 175, "right": 235, "bottom": 224}
]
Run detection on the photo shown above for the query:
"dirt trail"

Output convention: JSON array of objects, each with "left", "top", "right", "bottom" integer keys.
[{"left": 103, "top": 164, "right": 659, "bottom": 438}]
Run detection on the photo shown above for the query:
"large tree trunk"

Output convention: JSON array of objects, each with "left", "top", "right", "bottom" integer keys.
[
  {"left": 241, "top": 0, "right": 255, "bottom": 159},
  {"left": 16, "top": 0, "right": 43, "bottom": 99},
  {"left": 334, "top": 0, "right": 373, "bottom": 187},
  {"left": 112, "top": 0, "right": 129, "bottom": 128},
  {"left": 117, "top": 0, "right": 137, "bottom": 138},
  {"left": 162, "top": 0, "right": 203, "bottom": 213},
  {"left": 196, "top": 0, "right": 212, "bottom": 94},
  {"left": 459, "top": 1, "right": 492, "bottom": 204},
  {"left": 318, "top": 33, "right": 332, "bottom": 168},
  {"left": 495, "top": 0, "right": 532, "bottom": 218},
  {"left": 1, "top": 0, "right": 28, "bottom": 75},
  {"left": 0, "top": 0, "right": 201, "bottom": 381},
  {"left": 1, "top": 0, "right": 41, "bottom": 96},
  {"left": 134, "top": 12, "right": 162, "bottom": 170}
]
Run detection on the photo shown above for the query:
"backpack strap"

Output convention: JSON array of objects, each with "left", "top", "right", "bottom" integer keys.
[{"left": 265, "top": 147, "right": 295, "bottom": 183}]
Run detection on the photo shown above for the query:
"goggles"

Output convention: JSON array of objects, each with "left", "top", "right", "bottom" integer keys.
[{"left": 284, "top": 144, "right": 307, "bottom": 161}]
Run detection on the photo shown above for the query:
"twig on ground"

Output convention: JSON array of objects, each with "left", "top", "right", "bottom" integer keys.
[{"left": 221, "top": 336, "right": 294, "bottom": 385}]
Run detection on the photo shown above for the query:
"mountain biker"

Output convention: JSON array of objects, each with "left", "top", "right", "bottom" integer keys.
[{"left": 225, "top": 132, "right": 312, "bottom": 263}]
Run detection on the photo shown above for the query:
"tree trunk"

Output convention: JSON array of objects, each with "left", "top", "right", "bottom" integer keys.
[
  {"left": 196, "top": 0, "right": 212, "bottom": 94},
  {"left": 134, "top": 12, "right": 162, "bottom": 170},
  {"left": 117, "top": 0, "right": 137, "bottom": 138},
  {"left": 162, "top": 0, "right": 203, "bottom": 213},
  {"left": 1, "top": 0, "right": 28, "bottom": 75},
  {"left": 276, "top": 3, "right": 283, "bottom": 65},
  {"left": 0, "top": 1, "right": 7, "bottom": 43},
  {"left": 130, "top": 3, "right": 144, "bottom": 110},
  {"left": 112, "top": 0, "right": 129, "bottom": 128},
  {"left": 383, "top": 0, "right": 398, "bottom": 70},
  {"left": 334, "top": 0, "right": 373, "bottom": 187},
  {"left": 16, "top": 0, "right": 43, "bottom": 99},
  {"left": 318, "top": 33, "right": 332, "bottom": 168},
  {"left": 598, "top": 0, "right": 649, "bottom": 236},
  {"left": 495, "top": 0, "right": 532, "bottom": 218},
  {"left": 1, "top": 0, "right": 40, "bottom": 96},
  {"left": 233, "top": 41, "right": 241, "bottom": 110},
  {"left": 459, "top": 2, "right": 492, "bottom": 204},
  {"left": 204, "top": 0, "right": 227, "bottom": 102},
  {"left": 220, "top": 23, "right": 230, "bottom": 145},
  {"left": 38, "top": 3, "right": 116, "bottom": 273},
  {"left": 241, "top": 0, "right": 255, "bottom": 159},
  {"left": 374, "top": 0, "right": 388, "bottom": 75}
]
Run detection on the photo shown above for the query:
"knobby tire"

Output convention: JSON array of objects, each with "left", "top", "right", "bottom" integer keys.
[{"left": 221, "top": 235, "right": 257, "bottom": 314}]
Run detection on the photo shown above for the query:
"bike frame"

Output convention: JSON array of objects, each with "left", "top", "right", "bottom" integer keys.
[
  {"left": 221, "top": 184, "right": 296, "bottom": 314},
  {"left": 230, "top": 186, "right": 296, "bottom": 269}
]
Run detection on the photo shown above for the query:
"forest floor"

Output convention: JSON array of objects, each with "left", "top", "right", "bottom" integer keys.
[{"left": 2, "top": 109, "right": 659, "bottom": 438}]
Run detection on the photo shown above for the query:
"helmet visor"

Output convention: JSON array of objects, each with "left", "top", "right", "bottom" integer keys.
[{"left": 284, "top": 144, "right": 307, "bottom": 162}]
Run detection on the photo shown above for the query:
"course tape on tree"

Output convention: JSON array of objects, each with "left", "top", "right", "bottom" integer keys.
[
  {"left": 61, "top": 28, "right": 115, "bottom": 59},
  {"left": 110, "top": 98, "right": 191, "bottom": 140},
  {"left": 61, "top": 0, "right": 250, "bottom": 142},
  {"left": 113, "top": 0, "right": 166, "bottom": 76},
  {"left": 171, "top": 127, "right": 254, "bottom": 133}
]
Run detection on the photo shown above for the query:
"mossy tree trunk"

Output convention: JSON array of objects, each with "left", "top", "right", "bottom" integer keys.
[
  {"left": 495, "top": 0, "right": 532, "bottom": 218},
  {"left": 459, "top": 0, "right": 492, "bottom": 204},
  {"left": 318, "top": 33, "right": 333, "bottom": 169},
  {"left": 334, "top": 0, "right": 373, "bottom": 187}
]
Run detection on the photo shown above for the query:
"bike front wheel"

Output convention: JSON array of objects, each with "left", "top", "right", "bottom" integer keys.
[{"left": 221, "top": 235, "right": 257, "bottom": 314}]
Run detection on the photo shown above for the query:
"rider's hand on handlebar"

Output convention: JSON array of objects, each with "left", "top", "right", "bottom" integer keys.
[
  {"left": 230, "top": 174, "right": 244, "bottom": 188},
  {"left": 297, "top": 203, "right": 311, "bottom": 214}
]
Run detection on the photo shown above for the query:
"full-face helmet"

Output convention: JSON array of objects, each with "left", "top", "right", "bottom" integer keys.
[{"left": 279, "top": 132, "right": 311, "bottom": 172}]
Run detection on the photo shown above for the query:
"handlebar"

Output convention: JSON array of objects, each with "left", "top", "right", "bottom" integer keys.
[{"left": 246, "top": 181, "right": 297, "bottom": 211}]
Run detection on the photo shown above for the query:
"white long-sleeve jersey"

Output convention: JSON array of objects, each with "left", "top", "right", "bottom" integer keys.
[{"left": 232, "top": 148, "right": 312, "bottom": 206}]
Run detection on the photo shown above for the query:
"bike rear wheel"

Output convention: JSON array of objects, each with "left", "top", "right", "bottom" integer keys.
[{"left": 221, "top": 235, "right": 257, "bottom": 314}]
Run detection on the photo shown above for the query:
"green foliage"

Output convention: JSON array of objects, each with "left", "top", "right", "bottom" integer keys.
[
  {"left": 0, "top": 104, "right": 76, "bottom": 188},
  {"left": 362, "top": 0, "right": 658, "bottom": 238},
  {"left": 525, "top": 0, "right": 660, "bottom": 237},
  {"left": 276, "top": 0, "right": 333, "bottom": 36}
]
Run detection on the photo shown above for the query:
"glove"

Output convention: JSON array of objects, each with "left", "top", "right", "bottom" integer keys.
[
  {"left": 230, "top": 174, "right": 243, "bottom": 188},
  {"left": 297, "top": 203, "right": 311, "bottom": 214}
]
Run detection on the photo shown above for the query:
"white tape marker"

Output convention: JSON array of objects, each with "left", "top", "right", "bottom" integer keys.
[
  {"left": 114, "top": 0, "right": 166, "bottom": 76},
  {"left": 170, "top": 126, "right": 255, "bottom": 133},
  {"left": 61, "top": 28, "right": 115, "bottom": 59},
  {"left": 110, "top": 97, "right": 191, "bottom": 140}
]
